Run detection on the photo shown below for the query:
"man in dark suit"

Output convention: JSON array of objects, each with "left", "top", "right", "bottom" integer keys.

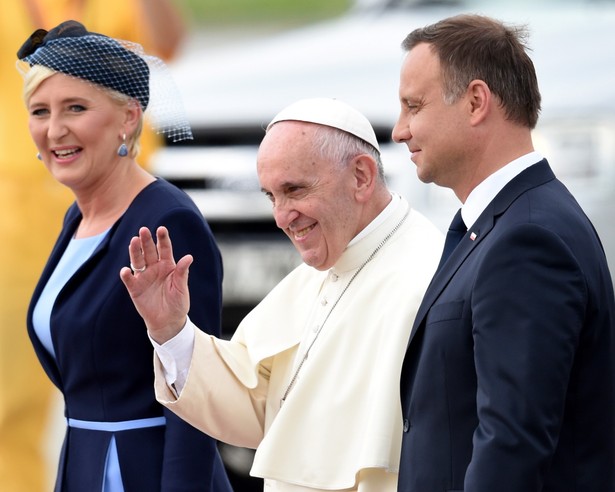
[{"left": 392, "top": 14, "right": 615, "bottom": 492}]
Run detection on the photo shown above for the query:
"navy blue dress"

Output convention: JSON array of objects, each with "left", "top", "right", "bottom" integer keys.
[{"left": 27, "top": 178, "right": 233, "bottom": 491}]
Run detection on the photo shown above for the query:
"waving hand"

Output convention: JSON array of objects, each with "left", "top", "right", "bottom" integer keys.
[{"left": 120, "top": 226, "right": 192, "bottom": 344}]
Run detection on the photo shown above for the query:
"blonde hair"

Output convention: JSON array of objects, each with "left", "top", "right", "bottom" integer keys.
[{"left": 22, "top": 65, "right": 144, "bottom": 157}]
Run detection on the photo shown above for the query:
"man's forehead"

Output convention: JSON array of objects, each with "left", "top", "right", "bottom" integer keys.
[
  {"left": 258, "top": 124, "right": 318, "bottom": 170},
  {"left": 404, "top": 44, "right": 439, "bottom": 73},
  {"left": 400, "top": 46, "right": 441, "bottom": 91},
  {"left": 259, "top": 120, "right": 316, "bottom": 153}
]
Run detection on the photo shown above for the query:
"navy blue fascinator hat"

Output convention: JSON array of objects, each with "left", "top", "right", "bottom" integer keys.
[
  {"left": 17, "top": 20, "right": 192, "bottom": 142},
  {"left": 17, "top": 20, "right": 150, "bottom": 110}
]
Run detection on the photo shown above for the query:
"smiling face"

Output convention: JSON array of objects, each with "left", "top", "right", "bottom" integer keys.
[
  {"left": 392, "top": 43, "right": 471, "bottom": 191},
  {"left": 257, "top": 121, "right": 362, "bottom": 271},
  {"left": 27, "top": 72, "right": 129, "bottom": 194}
]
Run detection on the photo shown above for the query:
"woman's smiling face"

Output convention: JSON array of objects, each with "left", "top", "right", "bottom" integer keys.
[{"left": 27, "top": 72, "right": 126, "bottom": 193}]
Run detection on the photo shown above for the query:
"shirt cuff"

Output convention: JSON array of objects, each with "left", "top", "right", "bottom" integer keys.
[{"left": 149, "top": 318, "right": 195, "bottom": 395}]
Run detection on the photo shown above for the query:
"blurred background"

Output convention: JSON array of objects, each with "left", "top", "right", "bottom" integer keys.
[{"left": 2, "top": 1, "right": 614, "bottom": 491}]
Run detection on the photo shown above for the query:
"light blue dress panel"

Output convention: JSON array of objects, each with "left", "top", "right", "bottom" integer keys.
[{"left": 32, "top": 230, "right": 125, "bottom": 492}]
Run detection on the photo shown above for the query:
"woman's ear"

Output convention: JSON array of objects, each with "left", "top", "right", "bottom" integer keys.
[{"left": 123, "top": 100, "right": 142, "bottom": 133}]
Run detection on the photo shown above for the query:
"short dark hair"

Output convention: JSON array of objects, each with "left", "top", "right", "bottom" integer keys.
[{"left": 402, "top": 14, "right": 541, "bottom": 129}]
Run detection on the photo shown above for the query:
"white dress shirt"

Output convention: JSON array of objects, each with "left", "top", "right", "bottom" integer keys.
[{"left": 462, "top": 151, "right": 543, "bottom": 229}]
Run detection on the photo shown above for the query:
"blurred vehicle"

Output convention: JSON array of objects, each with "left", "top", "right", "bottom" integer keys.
[{"left": 150, "top": 0, "right": 615, "bottom": 488}]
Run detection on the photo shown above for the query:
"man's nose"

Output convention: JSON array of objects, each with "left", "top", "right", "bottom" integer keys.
[
  {"left": 272, "top": 200, "right": 299, "bottom": 231},
  {"left": 391, "top": 114, "right": 411, "bottom": 143}
]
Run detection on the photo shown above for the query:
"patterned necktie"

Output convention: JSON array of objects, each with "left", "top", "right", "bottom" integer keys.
[{"left": 436, "top": 208, "right": 467, "bottom": 273}]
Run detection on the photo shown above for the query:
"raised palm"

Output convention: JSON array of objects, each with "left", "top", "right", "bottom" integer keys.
[{"left": 120, "top": 226, "right": 192, "bottom": 344}]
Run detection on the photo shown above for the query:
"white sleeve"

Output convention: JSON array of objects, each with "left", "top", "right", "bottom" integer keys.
[
  {"left": 153, "top": 323, "right": 268, "bottom": 448},
  {"left": 148, "top": 318, "right": 195, "bottom": 395}
]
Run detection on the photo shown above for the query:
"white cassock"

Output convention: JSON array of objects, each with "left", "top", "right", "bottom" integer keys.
[{"left": 154, "top": 195, "right": 444, "bottom": 491}]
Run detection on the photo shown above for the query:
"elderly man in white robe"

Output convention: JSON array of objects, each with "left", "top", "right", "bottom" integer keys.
[{"left": 120, "top": 98, "right": 444, "bottom": 492}]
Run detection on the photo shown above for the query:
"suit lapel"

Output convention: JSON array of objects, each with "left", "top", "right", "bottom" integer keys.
[
  {"left": 407, "top": 211, "right": 492, "bottom": 346},
  {"left": 407, "top": 159, "right": 555, "bottom": 348}
]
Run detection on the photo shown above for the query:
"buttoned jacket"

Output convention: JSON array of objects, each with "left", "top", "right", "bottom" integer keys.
[
  {"left": 27, "top": 179, "right": 231, "bottom": 492},
  {"left": 398, "top": 161, "right": 615, "bottom": 492}
]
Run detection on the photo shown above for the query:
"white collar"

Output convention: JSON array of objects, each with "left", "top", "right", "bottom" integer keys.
[
  {"left": 462, "top": 151, "right": 543, "bottom": 229},
  {"left": 347, "top": 192, "right": 398, "bottom": 247}
]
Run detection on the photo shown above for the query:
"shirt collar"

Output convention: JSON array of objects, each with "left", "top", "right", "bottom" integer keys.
[
  {"left": 347, "top": 192, "right": 398, "bottom": 247},
  {"left": 462, "top": 151, "right": 543, "bottom": 229}
]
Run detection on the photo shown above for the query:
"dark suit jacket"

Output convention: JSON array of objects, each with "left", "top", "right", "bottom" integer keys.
[
  {"left": 27, "top": 179, "right": 232, "bottom": 491},
  {"left": 398, "top": 161, "right": 615, "bottom": 491}
]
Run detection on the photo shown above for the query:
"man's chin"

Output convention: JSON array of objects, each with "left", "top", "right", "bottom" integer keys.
[
  {"left": 415, "top": 167, "right": 434, "bottom": 185},
  {"left": 300, "top": 252, "right": 330, "bottom": 271}
]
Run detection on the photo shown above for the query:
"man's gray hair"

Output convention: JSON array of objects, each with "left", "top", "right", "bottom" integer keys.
[{"left": 311, "top": 125, "right": 385, "bottom": 182}]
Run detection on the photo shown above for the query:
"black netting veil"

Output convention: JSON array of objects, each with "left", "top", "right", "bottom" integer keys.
[{"left": 17, "top": 20, "right": 192, "bottom": 142}]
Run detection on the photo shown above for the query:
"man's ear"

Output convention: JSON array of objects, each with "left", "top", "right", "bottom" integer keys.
[
  {"left": 467, "top": 79, "right": 491, "bottom": 126},
  {"left": 353, "top": 154, "right": 378, "bottom": 203}
]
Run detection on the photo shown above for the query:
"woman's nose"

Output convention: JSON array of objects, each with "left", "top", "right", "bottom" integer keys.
[{"left": 47, "top": 114, "right": 68, "bottom": 140}]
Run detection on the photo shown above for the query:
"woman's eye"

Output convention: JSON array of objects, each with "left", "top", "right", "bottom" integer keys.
[{"left": 31, "top": 108, "right": 48, "bottom": 117}]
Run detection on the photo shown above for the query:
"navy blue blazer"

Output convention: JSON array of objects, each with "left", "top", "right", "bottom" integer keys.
[
  {"left": 398, "top": 161, "right": 615, "bottom": 491},
  {"left": 27, "top": 179, "right": 232, "bottom": 491}
]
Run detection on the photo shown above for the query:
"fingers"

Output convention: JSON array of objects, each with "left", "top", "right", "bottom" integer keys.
[
  {"left": 176, "top": 253, "right": 194, "bottom": 278},
  {"left": 127, "top": 226, "right": 175, "bottom": 270},
  {"left": 128, "top": 228, "right": 150, "bottom": 272},
  {"left": 125, "top": 226, "right": 188, "bottom": 281},
  {"left": 155, "top": 226, "right": 180, "bottom": 265},
  {"left": 140, "top": 226, "right": 160, "bottom": 266},
  {"left": 119, "top": 265, "right": 136, "bottom": 291}
]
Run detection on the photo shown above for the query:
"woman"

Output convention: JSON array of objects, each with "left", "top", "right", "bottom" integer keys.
[
  {"left": 1, "top": 4, "right": 186, "bottom": 490},
  {"left": 17, "top": 20, "right": 232, "bottom": 491}
]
